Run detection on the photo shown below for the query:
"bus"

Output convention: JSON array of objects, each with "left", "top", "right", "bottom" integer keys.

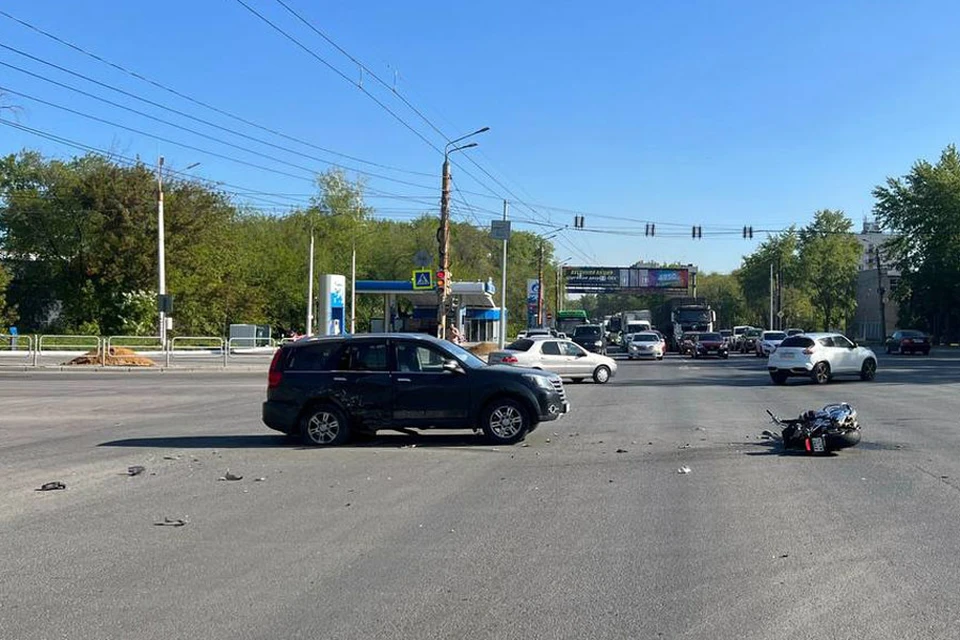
[{"left": 556, "top": 310, "right": 589, "bottom": 336}]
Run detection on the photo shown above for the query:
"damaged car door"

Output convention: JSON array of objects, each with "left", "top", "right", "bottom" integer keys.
[{"left": 331, "top": 339, "right": 393, "bottom": 430}]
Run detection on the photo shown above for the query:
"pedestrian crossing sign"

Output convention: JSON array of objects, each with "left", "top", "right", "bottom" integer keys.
[{"left": 412, "top": 269, "right": 433, "bottom": 290}]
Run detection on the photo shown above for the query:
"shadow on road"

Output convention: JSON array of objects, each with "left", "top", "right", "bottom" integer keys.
[{"left": 99, "top": 431, "right": 489, "bottom": 450}]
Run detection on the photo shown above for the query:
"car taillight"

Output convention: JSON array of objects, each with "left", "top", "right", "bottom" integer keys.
[
  {"left": 901, "top": 339, "right": 910, "bottom": 346},
  {"left": 268, "top": 349, "right": 283, "bottom": 389},
  {"left": 803, "top": 346, "right": 816, "bottom": 355},
  {"left": 501, "top": 355, "right": 518, "bottom": 364}
]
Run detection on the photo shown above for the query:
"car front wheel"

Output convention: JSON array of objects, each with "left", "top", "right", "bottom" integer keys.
[
  {"left": 811, "top": 362, "right": 831, "bottom": 385},
  {"left": 480, "top": 398, "right": 529, "bottom": 444},
  {"left": 301, "top": 404, "right": 351, "bottom": 446},
  {"left": 860, "top": 358, "right": 877, "bottom": 381},
  {"left": 593, "top": 365, "right": 611, "bottom": 384}
]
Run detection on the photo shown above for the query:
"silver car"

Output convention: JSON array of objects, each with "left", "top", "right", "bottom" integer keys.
[
  {"left": 487, "top": 337, "right": 618, "bottom": 384},
  {"left": 626, "top": 332, "right": 665, "bottom": 360}
]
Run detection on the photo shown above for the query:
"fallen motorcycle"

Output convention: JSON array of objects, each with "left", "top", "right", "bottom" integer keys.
[{"left": 764, "top": 403, "right": 862, "bottom": 454}]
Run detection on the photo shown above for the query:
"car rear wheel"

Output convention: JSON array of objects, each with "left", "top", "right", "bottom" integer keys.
[
  {"left": 770, "top": 371, "right": 788, "bottom": 385},
  {"left": 860, "top": 358, "right": 877, "bottom": 381},
  {"left": 480, "top": 398, "right": 529, "bottom": 444},
  {"left": 301, "top": 404, "right": 351, "bottom": 446},
  {"left": 593, "top": 365, "right": 611, "bottom": 384},
  {"left": 811, "top": 362, "right": 831, "bottom": 385}
]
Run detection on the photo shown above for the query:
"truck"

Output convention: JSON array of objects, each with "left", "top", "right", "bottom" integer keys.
[
  {"left": 555, "top": 309, "right": 589, "bottom": 337},
  {"left": 652, "top": 298, "right": 716, "bottom": 352}
]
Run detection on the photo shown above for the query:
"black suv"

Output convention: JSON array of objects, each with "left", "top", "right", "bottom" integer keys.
[
  {"left": 571, "top": 324, "right": 607, "bottom": 354},
  {"left": 263, "top": 334, "right": 569, "bottom": 446}
]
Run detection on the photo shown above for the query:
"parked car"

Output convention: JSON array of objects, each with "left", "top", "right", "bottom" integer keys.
[
  {"left": 767, "top": 332, "right": 877, "bottom": 385},
  {"left": 885, "top": 330, "right": 931, "bottom": 355},
  {"left": 626, "top": 331, "right": 665, "bottom": 360},
  {"left": 262, "top": 334, "right": 569, "bottom": 446},
  {"left": 756, "top": 330, "right": 787, "bottom": 357},
  {"left": 694, "top": 332, "right": 729, "bottom": 359},
  {"left": 786, "top": 328, "right": 805, "bottom": 336},
  {"left": 740, "top": 328, "right": 763, "bottom": 354},
  {"left": 571, "top": 324, "right": 607, "bottom": 355},
  {"left": 678, "top": 331, "right": 700, "bottom": 356},
  {"left": 487, "top": 337, "right": 617, "bottom": 383}
]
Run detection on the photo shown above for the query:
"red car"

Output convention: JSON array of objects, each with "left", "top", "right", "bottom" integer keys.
[
  {"left": 885, "top": 330, "right": 931, "bottom": 355},
  {"left": 694, "top": 332, "right": 730, "bottom": 359}
]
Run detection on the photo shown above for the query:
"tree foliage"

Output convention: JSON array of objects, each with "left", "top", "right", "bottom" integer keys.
[
  {"left": 797, "top": 210, "right": 861, "bottom": 331},
  {"left": 0, "top": 150, "right": 550, "bottom": 338},
  {"left": 873, "top": 145, "right": 960, "bottom": 340}
]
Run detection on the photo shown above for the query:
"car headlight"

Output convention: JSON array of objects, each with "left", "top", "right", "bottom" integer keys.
[
  {"left": 593, "top": 340, "right": 603, "bottom": 347},
  {"left": 523, "top": 374, "right": 554, "bottom": 390}
]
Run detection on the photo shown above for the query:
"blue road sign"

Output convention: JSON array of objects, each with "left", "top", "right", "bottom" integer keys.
[{"left": 412, "top": 269, "right": 433, "bottom": 290}]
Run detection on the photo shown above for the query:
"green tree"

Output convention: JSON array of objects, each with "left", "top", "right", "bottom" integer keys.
[
  {"left": 873, "top": 145, "right": 960, "bottom": 341},
  {"left": 797, "top": 210, "right": 861, "bottom": 331},
  {"left": 0, "top": 263, "right": 17, "bottom": 327},
  {"left": 696, "top": 272, "right": 746, "bottom": 328}
]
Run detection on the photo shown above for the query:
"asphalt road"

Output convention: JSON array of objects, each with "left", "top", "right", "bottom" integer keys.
[{"left": 2, "top": 351, "right": 960, "bottom": 639}]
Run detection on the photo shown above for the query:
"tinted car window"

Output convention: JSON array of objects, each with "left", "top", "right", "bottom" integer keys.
[
  {"left": 336, "top": 342, "right": 389, "bottom": 371},
  {"left": 901, "top": 330, "right": 924, "bottom": 338},
  {"left": 286, "top": 343, "right": 340, "bottom": 371},
  {"left": 779, "top": 336, "right": 814, "bottom": 348},
  {"left": 506, "top": 339, "right": 535, "bottom": 352},
  {"left": 700, "top": 333, "right": 721, "bottom": 341},
  {"left": 818, "top": 337, "right": 836, "bottom": 348},
  {"left": 573, "top": 325, "right": 602, "bottom": 338},
  {"left": 541, "top": 341, "right": 562, "bottom": 356},
  {"left": 634, "top": 334, "right": 657, "bottom": 342},
  {"left": 395, "top": 343, "right": 446, "bottom": 373},
  {"left": 763, "top": 332, "right": 786, "bottom": 341}
]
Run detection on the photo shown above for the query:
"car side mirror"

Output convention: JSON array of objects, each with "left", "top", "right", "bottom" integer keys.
[{"left": 442, "top": 359, "right": 464, "bottom": 374}]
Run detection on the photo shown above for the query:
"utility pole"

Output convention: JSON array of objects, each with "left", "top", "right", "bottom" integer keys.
[
  {"left": 437, "top": 155, "right": 452, "bottom": 340},
  {"left": 537, "top": 239, "right": 544, "bottom": 327},
  {"left": 350, "top": 240, "right": 356, "bottom": 335},
  {"left": 156, "top": 156, "right": 166, "bottom": 348},
  {"left": 555, "top": 269, "right": 561, "bottom": 319},
  {"left": 306, "top": 231, "right": 315, "bottom": 336},
  {"left": 876, "top": 245, "right": 887, "bottom": 340},
  {"left": 776, "top": 256, "right": 783, "bottom": 330},
  {"left": 499, "top": 200, "right": 508, "bottom": 349},
  {"left": 769, "top": 262, "right": 774, "bottom": 330}
]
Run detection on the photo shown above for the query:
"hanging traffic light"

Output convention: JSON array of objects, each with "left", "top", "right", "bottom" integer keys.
[
  {"left": 436, "top": 270, "right": 446, "bottom": 292},
  {"left": 742, "top": 225, "right": 754, "bottom": 239},
  {"left": 645, "top": 223, "right": 656, "bottom": 237},
  {"left": 692, "top": 225, "right": 702, "bottom": 239}
]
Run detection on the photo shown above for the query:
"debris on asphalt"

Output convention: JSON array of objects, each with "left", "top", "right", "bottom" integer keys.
[
  {"left": 616, "top": 448, "right": 628, "bottom": 453},
  {"left": 36, "top": 481, "right": 66, "bottom": 492},
  {"left": 521, "top": 443, "right": 530, "bottom": 448},
  {"left": 677, "top": 466, "right": 692, "bottom": 474},
  {"left": 163, "top": 455, "right": 179, "bottom": 460},
  {"left": 254, "top": 477, "right": 266, "bottom": 482},
  {"left": 127, "top": 465, "right": 146, "bottom": 476},
  {"left": 218, "top": 471, "right": 243, "bottom": 481},
  {"left": 647, "top": 442, "right": 653, "bottom": 445},
  {"left": 694, "top": 426, "right": 706, "bottom": 432},
  {"left": 678, "top": 443, "right": 690, "bottom": 449},
  {"left": 155, "top": 516, "right": 187, "bottom": 527},
  {"left": 545, "top": 438, "right": 551, "bottom": 443},
  {"left": 568, "top": 432, "right": 580, "bottom": 437},
  {"left": 345, "top": 503, "right": 351, "bottom": 507}
]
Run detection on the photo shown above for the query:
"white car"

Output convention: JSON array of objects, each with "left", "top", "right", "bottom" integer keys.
[
  {"left": 487, "top": 337, "right": 618, "bottom": 384},
  {"left": 626, "top": 332, "right": 665, "bottom": 360},
  {"left": 756, "top": 330, "right": 787, "bottom": 357},
  {"left": 767, "top": 332, "right": 877, "bottom": 385}
]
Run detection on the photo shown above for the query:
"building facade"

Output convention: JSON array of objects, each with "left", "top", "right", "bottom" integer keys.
[{"left": 852, "top": 220, "right": 899, "bottom": 341}]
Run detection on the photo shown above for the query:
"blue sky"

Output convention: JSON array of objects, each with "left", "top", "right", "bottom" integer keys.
[{"left": 3, "top": 0, "right": 960, "bottom": 272}]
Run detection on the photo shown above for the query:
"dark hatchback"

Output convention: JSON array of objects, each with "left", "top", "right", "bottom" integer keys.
[
  {"left": 694, "top": 332, "right": 729, "bottom": 359},
  {"left": 262, "top": 334, "right": 569, "bottom": 446},
  {"left": 885, "top": 330, "right": 931, "bottom": 355},
  {"left": 571, "top": 324, "right": 607, "bottom": 354}
]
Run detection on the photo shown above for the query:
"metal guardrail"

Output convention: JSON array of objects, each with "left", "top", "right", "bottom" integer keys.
[
  {"left": 226, "top": 337, "right": 278, "bottom": 365},
  {"left": 0, "top": 334, "right": 34, "bottom": 366},
  {"left": 36, "top": 334, "right": 101, "bottom": 367},
  {"left": 169, "top": 336, "right": 227, "bottom": 367}
]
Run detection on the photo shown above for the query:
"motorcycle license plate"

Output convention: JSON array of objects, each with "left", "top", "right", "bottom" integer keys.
[{"left": 811, "top": 437, "right": 825, "bottom": 453}]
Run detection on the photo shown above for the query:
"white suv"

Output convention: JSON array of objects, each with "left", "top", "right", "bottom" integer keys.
[{"left": 767, "top": 332, "right": 877, "bottom": 385}]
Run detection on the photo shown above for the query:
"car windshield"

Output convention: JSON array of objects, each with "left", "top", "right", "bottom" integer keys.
[
  {"left": 901, "top": 330, "right": 925, "bottom": 338},
  {"left": 442, "top": 341, "right": 488, "bottom": 369},
  {"left": 634, "top": 334, "right": 657, "bottom": 342},
  {"left": 677, "top": 309, "right": 710, "bottom": 322},
  {"left": 763, "top": 332, "right": 786, "bottom": 340},
  {"left": 505, "top": 339, "right": 535, "bottom": 352},
  {"left": 720, "top": 331, "right": 732, "bottom": 337},
  {"left": 700, "top": 333, "right": 721, "bottom": 341},
  {"left": 745, "top": 330, "right": 761, "bottom": 337},
  {"left": 573, "top": 326, "right": 601, "bottom": 338}
]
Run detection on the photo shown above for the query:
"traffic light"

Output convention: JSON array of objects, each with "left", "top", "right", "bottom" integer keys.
[
  {"left": 692, "top": 225, "right": 702, "bottom": 239},
  {"left": 645, "top": 223, "right": 655, "bottom": 237},
  {"left": 742, "top": 225, "right": 754, "bottom": 239},
  {"left": 436, "top": 270, "right": 446, "bottom": 292}
]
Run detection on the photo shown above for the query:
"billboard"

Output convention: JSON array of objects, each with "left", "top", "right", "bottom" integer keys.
[
  {"left": 564, "top": 267, "right": 691, "bottom": 294},
  {"left": 526, "top": 279, "right": 540, "bottom": 328}
]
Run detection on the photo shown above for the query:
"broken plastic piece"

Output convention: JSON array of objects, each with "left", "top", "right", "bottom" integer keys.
[
  {"left": 677, "top": 466, "right": 692, "bottom": 474},
  {"left": 155, "top": 516, "right": 187, "bottom": 527},
  {"left": 36, "top": 481, "right": 66, "bottom": 491},
  {"left": 127, "top": 465, "right": 146, "bottom": 476}
]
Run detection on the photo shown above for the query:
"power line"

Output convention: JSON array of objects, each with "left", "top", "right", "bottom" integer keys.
[{"left": 0, "top": 9, "right": 433, "bottom": 178}]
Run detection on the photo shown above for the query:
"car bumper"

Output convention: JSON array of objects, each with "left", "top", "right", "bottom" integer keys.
[
  {"left": 631, "top": 350, "right": 661, "bottom": 358},
  {"left": 535, "top": 391, "right": 570, "bottom": 422},
  {"left": 262, "top": 400, "right": 300, "bottom": 434},
  {"left": 768, "top": 363, "right": 814, "bottom": 376}
]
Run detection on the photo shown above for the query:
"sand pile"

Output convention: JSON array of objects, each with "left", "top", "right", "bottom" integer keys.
[
  {"left": 65, "top": 347, "right": 156, "bottom": 367},
  {"left": 468, "top": 342, "right": 500, "bottom": 358}
]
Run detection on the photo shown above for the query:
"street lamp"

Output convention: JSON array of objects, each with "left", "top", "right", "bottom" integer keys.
[
  {"left": 438, "top": 127, "right": 489, "bottom": 339},
  {"left": 157, "top": 159, "right": 201, "bottom": 349}
]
